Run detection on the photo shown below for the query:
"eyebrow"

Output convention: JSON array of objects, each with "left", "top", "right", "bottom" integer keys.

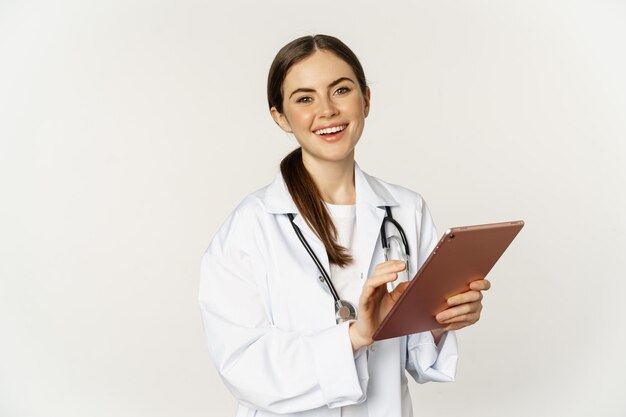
[{"left": 288, "top": 77, "right": 356, "bottom": 99}]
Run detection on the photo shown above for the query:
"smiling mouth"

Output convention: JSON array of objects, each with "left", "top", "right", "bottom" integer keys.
[{"left": 313, "top": 124, "right": 348, "bottom": 135}]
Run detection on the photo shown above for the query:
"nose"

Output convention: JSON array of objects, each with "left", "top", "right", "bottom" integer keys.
[{"left": 318, "top": 96, "right": 338, "bottom": 118}]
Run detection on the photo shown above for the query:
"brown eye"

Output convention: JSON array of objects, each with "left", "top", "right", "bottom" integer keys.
[
  {"left": 296, "top": 96, "right": 313, "bottom": 103},
  {"left": 335, "top": 87, "right": 350, "bottom": 95}
]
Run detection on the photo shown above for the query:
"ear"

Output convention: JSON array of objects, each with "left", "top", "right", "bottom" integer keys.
[
  {"left": 270, "top": 107, "right": 293, "bottom": 133},
  {"left": 363, "top": 86, "right": 371, "bottom": 118}
]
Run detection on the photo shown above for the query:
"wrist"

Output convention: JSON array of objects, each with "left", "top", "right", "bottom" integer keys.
[{"left": 349, "top": 322, "right": 373, "bottom": 351}]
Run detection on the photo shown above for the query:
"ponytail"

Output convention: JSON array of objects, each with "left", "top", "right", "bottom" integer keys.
[{"left": 280, "top": 148, "right": 353, "bottom": 267}]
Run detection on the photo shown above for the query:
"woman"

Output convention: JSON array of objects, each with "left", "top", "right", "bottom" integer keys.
[{"left": 199, "top": 34, "right": 490, "bottom": 417}]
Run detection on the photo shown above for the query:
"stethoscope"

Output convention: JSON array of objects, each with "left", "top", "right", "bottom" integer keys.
[{"left": 287, "top": 206, "right": 410, "bottom": 324}]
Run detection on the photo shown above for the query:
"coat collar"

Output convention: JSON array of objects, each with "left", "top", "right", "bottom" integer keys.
[
  {"left": 263, "top": 162, "right": 399, "bottom": 278},
  {"left": 263, "top": 162, "right": 398, "bottom": 214}
]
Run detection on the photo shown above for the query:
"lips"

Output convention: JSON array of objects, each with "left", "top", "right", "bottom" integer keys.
[{"left": 313, "top": 123, "right": 348, "bottom": 136}]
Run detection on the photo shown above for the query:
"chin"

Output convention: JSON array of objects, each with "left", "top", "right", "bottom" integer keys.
[
  {"left": 318, "top": 150, "right": 355, "bottom": 163},
  {"left": 301, "top": 141, "right": 357, "bottom": 164}
]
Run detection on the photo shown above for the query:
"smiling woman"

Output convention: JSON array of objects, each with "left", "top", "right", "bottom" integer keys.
[
  {"left": 269, "top": 37, "right": 371, "bottom": 267},
  {"left": 271, "top": 52, "right": 369, "bottom": 167},
  {"left": 199, "top": 34, "right": 490, "bottom": 417}
]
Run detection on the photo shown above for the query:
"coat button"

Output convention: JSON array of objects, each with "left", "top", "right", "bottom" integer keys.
[{"left": 318, "top": 275, "right": 325, "bottom": 283}]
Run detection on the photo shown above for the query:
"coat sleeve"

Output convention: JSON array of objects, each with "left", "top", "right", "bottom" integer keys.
[
  {"left": 405, "top": 199, "right": 459, "bottom": 383},
  {"left": 199, "top": 204, "right": 369, "bottom": 413}
]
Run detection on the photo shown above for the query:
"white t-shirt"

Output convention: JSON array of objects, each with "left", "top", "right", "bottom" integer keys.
[
  {"left": 327, "top": 203, "right": 362, "bottom": 308},
  {"left": 326, "top": 202, "right": 368, "bottom": 417}
]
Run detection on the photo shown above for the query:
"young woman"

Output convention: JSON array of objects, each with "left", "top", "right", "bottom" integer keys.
[{"left": 199, "top": 34, "right": 490, "bottom": 417}]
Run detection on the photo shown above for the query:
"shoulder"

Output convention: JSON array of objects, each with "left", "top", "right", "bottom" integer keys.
[
  {"left": 204, "top": 184, "right": 275, "bottom": 263},
  {"left": 210, "top": 169, "right": 295, "bottom": 248},
  {"left": 221, "top": 184, "right": 273, "bottom": 231}
]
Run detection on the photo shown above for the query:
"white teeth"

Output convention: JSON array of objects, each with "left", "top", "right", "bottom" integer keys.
[{"left": 314, "top": 124, "right": 347, "bottom": 135}]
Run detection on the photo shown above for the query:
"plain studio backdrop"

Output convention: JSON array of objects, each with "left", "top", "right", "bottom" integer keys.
[{"left": 1, "top": 1, "right": 625, "bottom": 416}]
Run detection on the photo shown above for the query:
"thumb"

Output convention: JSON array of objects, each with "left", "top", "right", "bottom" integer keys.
[{"left": 390, "top": 281, "right": 410, "bottom": 303}]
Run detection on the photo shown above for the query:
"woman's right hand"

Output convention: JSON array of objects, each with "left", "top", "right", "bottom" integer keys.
[{"left": 348, "top": 260, "right": 410, "bottom": 351}]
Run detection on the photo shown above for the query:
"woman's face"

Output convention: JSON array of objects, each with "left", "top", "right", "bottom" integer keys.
[{"left": 271, "top": 50, "right": 370, "bottom": 166}]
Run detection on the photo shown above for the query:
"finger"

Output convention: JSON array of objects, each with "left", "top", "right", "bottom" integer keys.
[
  {"left": 436, "top": 302, "right": 482, "bottom": 323},
  {"left": 444, "top": 318, "right": 480, "bottom": 331},
  {"left": 441, "top": 312, "right": 480, "bottom": 325},
  {"left": 367, "top": 261, "right": 406, "bottom": 285},
  {"left": 359, "top": 273, "right": 399, "bottom": 306},
  {"left": 373, "top": 260, "right": 406, "bottom": 274},
  {"left": 447, "top": 290, "right": 482, "bottom": 307},
  {"left": 365, "top": 270, "right": 400, "bottom": 290},
  {"left": 470, "top": 279, "right": 491, "bottom": 291}
]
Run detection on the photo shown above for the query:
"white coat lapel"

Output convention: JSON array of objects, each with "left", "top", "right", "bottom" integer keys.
[
  {"left": 353, "top": 164, "right": 399, "bottom": 277},
  {"left": 355, "top": 202, "right": 386, "bottom": 278},
  {"left": 264, "top": 171, "right": 331, "bottom": 279},
  {"left": 291, "top": 213, "right": 331, "bottom": 277},
  {"left": 264, "top": 164, "right": 398, "bottom": 283}
]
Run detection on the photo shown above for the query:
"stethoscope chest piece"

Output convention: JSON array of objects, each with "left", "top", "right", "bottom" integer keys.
[
  {"left": 287, "top": 208, "right": 408, "bottom": 326},
  {"left": 335, "top": 300, "right": 357, "bottom": 324}
]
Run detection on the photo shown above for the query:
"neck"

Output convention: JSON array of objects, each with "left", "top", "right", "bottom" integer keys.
[{"left": 302, "top": 153, "right": 356, "bottom": 205}]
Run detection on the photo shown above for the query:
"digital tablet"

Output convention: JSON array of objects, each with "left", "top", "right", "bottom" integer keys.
[{"left": 372, "top": 220, "right": 524, "bottom": 341}]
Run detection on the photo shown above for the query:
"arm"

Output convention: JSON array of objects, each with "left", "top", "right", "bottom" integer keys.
[
  {"left": 405, "top": 199, "right": 493, "bottom": 382},
  {"left": 405, "top": 199, "right": 459, "bottom": 383},
  {"left": 199, "top": 209, "right": 368, "bottom": 414},
  {"left": 405, "top": 278, "right": 491, "bottom": 383}
]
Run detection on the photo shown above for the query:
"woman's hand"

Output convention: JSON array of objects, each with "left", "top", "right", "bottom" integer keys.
[
  {"left": 349, "top": 260, "right": 409, "bottom": 351},
  {"left": 431, "top": 279, "right": 492, "bottom": 342}
]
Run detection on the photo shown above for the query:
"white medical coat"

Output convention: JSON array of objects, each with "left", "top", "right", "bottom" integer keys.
[{"left": 199, "top": 164, "right": 458, "bottom": 417}]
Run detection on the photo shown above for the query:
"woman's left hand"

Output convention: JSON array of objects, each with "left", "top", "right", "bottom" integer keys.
[{"left": 434, "top": 279, "right": 491, "bottom": 332}]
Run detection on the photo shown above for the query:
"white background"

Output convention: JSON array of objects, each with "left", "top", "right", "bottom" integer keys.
[{"left": 1, "top": 1, "right": 625, "bottom": 416}]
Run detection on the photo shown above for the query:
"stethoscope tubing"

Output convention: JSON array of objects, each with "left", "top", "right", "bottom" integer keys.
[
  {"left": 287, "top": 207, "right": 410, "bottom": 306},
  {"left": 287, "top": 213, "right": 342, "bottom": 303},
  {"left": 380, "top": 207, "right": 410, "bottom": 257}
]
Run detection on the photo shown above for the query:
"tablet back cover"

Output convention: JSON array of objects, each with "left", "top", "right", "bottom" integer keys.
[{"left": 372, "top": 220, "right": 524, "bottom": 341}]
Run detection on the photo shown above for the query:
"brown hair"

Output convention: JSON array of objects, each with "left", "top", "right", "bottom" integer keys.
[{"left": 268, "top": 35, "right": 368, "bottom": 267}]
